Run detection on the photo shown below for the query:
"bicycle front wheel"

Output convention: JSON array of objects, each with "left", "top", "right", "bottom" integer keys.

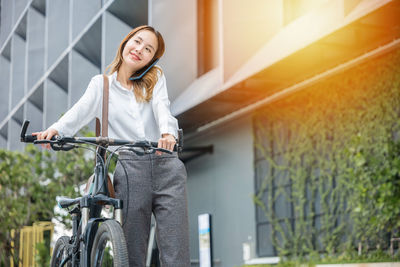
[
  {"left": 50, "top": 236, "right": 71, "bottom": 267},
  {"left": 91, "top": 220, "right": 129, "bottom": 267}
]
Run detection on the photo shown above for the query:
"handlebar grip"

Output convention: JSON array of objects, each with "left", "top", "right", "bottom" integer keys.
[
  {"left": 151, "top": 141, "right": 178, "bottom": 152},
  {"left": 34, "top": 139, "right": 50, "bottom": 144},
  {"left": 23, "top": 134, "right": 37, "bottom": 143},
  {"left": 30, "top": 136, "right": 57, "bottom": 144},
  {"left": 153, "top": 129, "right": 184, "bottom": 151},
  {"left": 20, "top": 120, "right": 57, "bottom": 143},
  {"left": 151, "top": 141, "right": 158, "bottom": 147}
]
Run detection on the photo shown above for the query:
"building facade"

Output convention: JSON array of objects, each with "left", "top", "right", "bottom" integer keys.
[{"left": 1, "top": 0, "right": 399, "bottom": 266}]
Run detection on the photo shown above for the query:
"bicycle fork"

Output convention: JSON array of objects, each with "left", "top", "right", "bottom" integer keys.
[
  {"left": 82, "top": 207, "right": 89, "bottom": 233},
  {"left": 114, "top": 208, "right": 122, "bottom": 225}
]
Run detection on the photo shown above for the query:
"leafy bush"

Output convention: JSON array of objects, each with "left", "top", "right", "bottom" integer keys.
[
  {"left": 253, "top": 47, "right": 400, "bottom": 260},
  {"left": 0, "top": 133, "right": 94, "bottom": 266},
  {"left": 35, "top": 241, "right": 50, "bottom": 267},
  {"left": 346, "top": 136, "right": 400, "bottom": 248}
]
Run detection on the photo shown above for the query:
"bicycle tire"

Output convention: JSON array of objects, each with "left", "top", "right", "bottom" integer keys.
[
  {"left": 91, "top": 220, "right": 129, "bottom": 267},
  {"left": 50, "top": 236, "right": 72, "bottom": 267}
]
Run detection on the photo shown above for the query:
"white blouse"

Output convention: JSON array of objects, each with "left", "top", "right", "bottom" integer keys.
[{"left": 50, "top": 71, "right": 179, "bottom": 142}]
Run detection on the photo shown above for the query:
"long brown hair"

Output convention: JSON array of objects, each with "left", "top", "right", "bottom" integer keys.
[{"left": 105, "top": 25, "right": 165, "bottom": 102}]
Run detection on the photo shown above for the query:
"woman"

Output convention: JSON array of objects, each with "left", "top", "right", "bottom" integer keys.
[{"left": 34, "top": 25, "right": 190, "bottom": 267}]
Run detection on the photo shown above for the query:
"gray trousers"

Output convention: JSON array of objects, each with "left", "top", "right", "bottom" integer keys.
[{"left": 114, "top": 150, "right": 190, "bottom": 267}]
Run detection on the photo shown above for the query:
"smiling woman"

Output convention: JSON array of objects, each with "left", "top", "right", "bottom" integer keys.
[
  {"left": 106, "top": 25, "right": 166, "bottom": 103},
  {"left": 32, "top": 25, "right": 190, "bottom": 267}
]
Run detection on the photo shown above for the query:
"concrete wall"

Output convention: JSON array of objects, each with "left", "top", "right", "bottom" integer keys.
[
  {"left": 0, "top": 0, "right": 198, "bottom": 149},
  {"left": 222, "top": 0, "right": 284, "bottom": 81},
  {"left": 185, "top": 115, "right": 256, "bottom": 267},
  {"left": 151, "top": 0, "right": 197, "bottom": 101},
  {"left": 0, "top": 0, "right": 148, "bottom": 150}
]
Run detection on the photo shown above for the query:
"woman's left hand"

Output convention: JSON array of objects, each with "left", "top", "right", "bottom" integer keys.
[{"left": 157, "top": 133, "right": 176, "bottom": 155}]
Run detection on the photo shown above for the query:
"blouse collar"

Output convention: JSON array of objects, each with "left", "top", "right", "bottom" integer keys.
[{"left": 111, "top": 71, "right": 133, "bottom": 92}]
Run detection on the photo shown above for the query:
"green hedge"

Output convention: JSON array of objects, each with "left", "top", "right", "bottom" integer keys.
[
  {"left": 253, "top": 47, "right": 400, "bottom": 260},
  {"left": 0, "top": 130, "right": 95, "bottom": 266}
]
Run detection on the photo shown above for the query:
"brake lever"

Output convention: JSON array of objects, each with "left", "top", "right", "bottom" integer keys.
[
  {"left": 34, "top": 139, "right": 75, "bottom": 151},
  {"left": 34, "top": 140, "right": 55, "bottom": 144},
  {"left": 51, "top": 143, "right": 76, "bottom": 151}
]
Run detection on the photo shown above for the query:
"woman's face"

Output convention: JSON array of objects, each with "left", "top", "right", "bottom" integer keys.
[{"left": 122, "top": 30, "right": 158, "bottom": 72}]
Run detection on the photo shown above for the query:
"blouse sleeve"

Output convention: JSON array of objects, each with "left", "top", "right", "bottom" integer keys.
[
  {"left": 49, "top": 75, "right": 103, "bottom": 136},
  {"left": 152, "top": 73, "right": 179, "bottom": 139}
]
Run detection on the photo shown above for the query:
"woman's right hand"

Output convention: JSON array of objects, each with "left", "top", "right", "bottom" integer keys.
[{"left": 32, "top": 128, "right": 59, "bottom": 149}]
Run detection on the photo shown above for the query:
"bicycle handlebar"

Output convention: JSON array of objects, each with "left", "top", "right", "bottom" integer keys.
[{"left": 20, "top": 120, "right": 183, "bottom": 153}]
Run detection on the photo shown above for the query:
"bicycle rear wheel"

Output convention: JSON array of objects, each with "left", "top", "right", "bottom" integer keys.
[
  {"left": 91, "top": 220, "right": 128, "bottom": 267},
  {"left": 50, "top": 236, "right": 71, "bottom": 267}
]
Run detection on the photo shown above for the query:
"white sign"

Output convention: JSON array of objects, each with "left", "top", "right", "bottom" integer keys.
[{"left": 198, "top": 213, "right": 212, "bottom": 267}]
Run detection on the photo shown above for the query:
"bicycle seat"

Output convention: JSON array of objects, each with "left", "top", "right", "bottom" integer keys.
[{"left": 56, "top": 196, "right": 81, "bottom": 209}]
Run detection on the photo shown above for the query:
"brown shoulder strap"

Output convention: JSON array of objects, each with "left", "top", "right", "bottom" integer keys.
[
  {"left": 96, "top": 75, "right": 109, "bottom": 137},
  {"left": 95, "top": 118, "right": 101, "bottom": 137},
  {"left": 93, "top": 75, "right": 115, "bottom": 198},
  {"left": 102, "top": 74, "right": 109, "bottom": 137}
]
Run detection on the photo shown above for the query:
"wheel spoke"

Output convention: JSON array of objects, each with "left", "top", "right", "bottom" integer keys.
[
  {"left": 50, "top": 236, "right": 71, "bottom": 267},
  {"left": 95, "top": 238, "right": 115, "bottom": 266},
  {"left": 91, "top": 220, "right": 128, "bottom": 267}
]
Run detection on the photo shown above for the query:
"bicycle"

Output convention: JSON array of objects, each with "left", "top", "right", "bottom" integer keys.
[{"left": 20, "top": 120, "right": 182, "bottom": 267}]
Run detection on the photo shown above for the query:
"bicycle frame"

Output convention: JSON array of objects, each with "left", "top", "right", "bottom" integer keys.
[
  {"left": 20, "top": 121, "right": 123, "bottom": 267},
  {"left": 20, "top": 119, "right": 183, "bottom": 267}
]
